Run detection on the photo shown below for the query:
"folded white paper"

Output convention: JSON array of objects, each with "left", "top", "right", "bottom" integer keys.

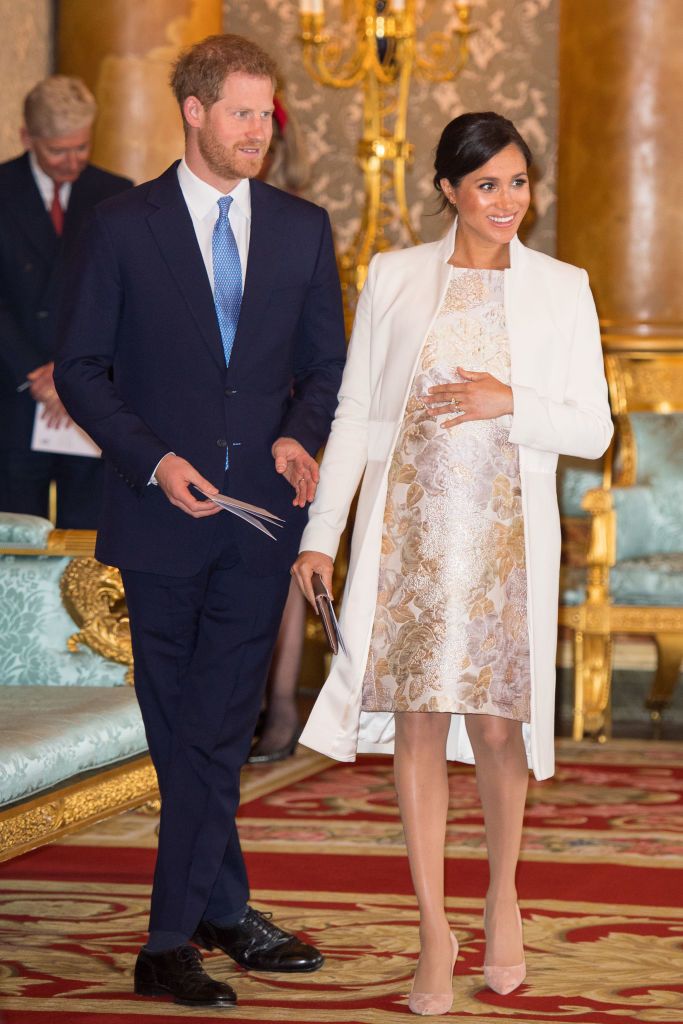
[
  {"left": 31, "top": 404, "right": 101, "bottom": 458},
  {"left": 205, "top": 492, "right": 285, "bottom": 541}
]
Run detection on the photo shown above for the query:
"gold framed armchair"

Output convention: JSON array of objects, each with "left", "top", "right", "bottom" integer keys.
[{"left": 559, "top": 347, "right": 683, "bottom": 740}]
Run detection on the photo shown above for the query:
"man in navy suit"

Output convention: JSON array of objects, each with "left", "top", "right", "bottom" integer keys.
[
  {"left": 55, "top": 35, "right": 346, "bottom": 1009},
  {"left": 0, "top": 76, "right": 131, "bottom": 525}
]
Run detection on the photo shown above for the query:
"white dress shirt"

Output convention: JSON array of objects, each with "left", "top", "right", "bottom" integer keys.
[
  {"left": 151, "top": 162, "right": 252, "bottom": 485},
  {"left": 176, "top": 158, "right": 251, "bottom": 291},
  {"left": 29, "top": 152, "right": 71, "bottom": 210}
]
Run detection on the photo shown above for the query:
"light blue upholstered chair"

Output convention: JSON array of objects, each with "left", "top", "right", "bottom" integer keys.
[{"left": 559, "top": 351, "right": 683, "bottom": 739}]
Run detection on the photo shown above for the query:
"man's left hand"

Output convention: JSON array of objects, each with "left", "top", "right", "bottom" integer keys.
[
  {"left": 27, "top": 362, "right": 71, "bottom": 428},
  {"left": 272, "top": 437, "right": 319, "bottom": 508},
  {"left": 27, "top": 361, "right": 57, "bottom": 402}
]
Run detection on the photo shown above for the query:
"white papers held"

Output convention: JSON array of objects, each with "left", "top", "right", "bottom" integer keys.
[
  {"left": 206, "top": 492, "right": 285, "bottom": 541},
  {"left": 31, "top": 404, "right": 101, "bottom": 458}
]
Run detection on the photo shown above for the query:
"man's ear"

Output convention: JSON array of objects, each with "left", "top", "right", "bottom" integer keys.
[
  {"left": 20, "top": 125, "right": 32, "bottom": 150},
  {"left": 183, "top": 96, "right": 204, "bottom": 129}
]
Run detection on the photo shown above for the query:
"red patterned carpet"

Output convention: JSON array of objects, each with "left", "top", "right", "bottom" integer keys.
[{"left": 1, "top": 740, "right": 683, "bottom": 1023}]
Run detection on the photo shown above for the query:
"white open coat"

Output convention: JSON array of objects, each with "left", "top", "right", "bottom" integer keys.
[{"left": 299, "top": 222, "right": 613, "bottom": 780}]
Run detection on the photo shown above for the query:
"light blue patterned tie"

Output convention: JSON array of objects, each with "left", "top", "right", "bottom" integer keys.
[
  {"left": 212, "top": 195, "right": 242, "bottom": 366},
  {"left": 212, "top": 195, "right": 242, "bottom": 468}
]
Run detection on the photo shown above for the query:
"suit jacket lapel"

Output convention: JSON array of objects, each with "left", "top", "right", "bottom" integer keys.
[
  {"left": 12, "top": 154, "right": 59, "bottom": 262},
  {"left": 63, "top": 167, "right": 95, "bottom": 241},
  {"left": 146, "top": 164, "right": 225, "bottom": 370},
  {"left": 225, "top": 180, "right": 279, "bottom": 378}
]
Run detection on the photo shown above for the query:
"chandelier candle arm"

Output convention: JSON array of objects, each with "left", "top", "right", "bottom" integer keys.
[{"left": 299, "top": 0, "right": 475, "bottom": 315}]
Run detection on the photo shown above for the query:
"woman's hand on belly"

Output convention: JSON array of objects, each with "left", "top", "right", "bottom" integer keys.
[
  {"left": 423, "top": 366, "right": 513, "bottom": 428},
  {"left": 291, "top": 550, "right": 335, "bottom": 609}
]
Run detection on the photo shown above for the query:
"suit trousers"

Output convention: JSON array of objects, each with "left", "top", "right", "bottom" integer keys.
[{"left": 121, "top": 510, "right": 291, "bottom": 937}]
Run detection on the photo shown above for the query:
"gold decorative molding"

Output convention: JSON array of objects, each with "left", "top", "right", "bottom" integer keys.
[
  {"left": 601, "top": 329, "right": 683, "bottom": 351},
  {"left": 60, "top": 557, "right": 134, "bottom": 683},
  {"left": 0, "top": 756, "right": 157, "bottom": 862},
  {"left": 0, "top": 529, "right": 96, "bottom": 558},
  {"left": 560, "top": 605, "right": 683, "bottom": 635}
]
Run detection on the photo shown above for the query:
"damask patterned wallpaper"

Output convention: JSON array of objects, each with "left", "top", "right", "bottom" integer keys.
[
  {"left": 0, "top": 0, "right": 53, "bottom": 162},
  {"left": 224, "top": 0, "right": 559, "bottom": 255}
]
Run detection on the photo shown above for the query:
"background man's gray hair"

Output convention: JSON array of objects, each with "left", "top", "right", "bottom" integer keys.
[{"left": 23, "top": 76, "right": 97, "bottom": 138}]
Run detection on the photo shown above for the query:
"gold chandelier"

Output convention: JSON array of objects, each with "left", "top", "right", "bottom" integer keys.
[{"left": 299, "top": 0, "right": 475, "bottom": 312}]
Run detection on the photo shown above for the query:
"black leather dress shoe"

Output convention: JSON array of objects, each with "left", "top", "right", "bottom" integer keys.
[
  {"left": 134, "top": 945, "right": 237, "bottom": 1007},
  {"left": 194, "top": 907, "right": 324, "bottom": 973}
]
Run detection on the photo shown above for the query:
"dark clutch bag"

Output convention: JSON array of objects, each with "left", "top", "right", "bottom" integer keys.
[{"left": 312, "top": 572, "right": 347, "bottom": 656}]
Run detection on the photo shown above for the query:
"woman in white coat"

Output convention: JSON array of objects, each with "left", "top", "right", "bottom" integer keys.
[{"left": 292, "top": 113, "right": 613, "bottom": 1016}]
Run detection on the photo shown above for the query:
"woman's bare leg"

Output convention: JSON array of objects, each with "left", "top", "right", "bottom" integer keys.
[
  {"left": 465, "top": 714, "right": 528, "bottom": 965},
  {"left": 394, "top": 711, "right": 454, "bottom": 993}
]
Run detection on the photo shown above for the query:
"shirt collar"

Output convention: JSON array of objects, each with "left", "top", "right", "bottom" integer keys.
[
  {"left": 178, "top": 158, "right": 251, "bottom": 223},
  {"left": 28, "top": 151, "right": 70, "bottom": 205}
]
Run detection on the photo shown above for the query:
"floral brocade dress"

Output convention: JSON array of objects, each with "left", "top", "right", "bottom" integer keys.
[{"left": 361, "top": 267, "right": 531, "bottom": 722}]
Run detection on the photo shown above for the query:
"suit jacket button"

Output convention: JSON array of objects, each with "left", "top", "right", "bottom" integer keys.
[
  {"left": 224, "top": 388, "right": 237, "bottom": 397},
  {"left": 24, "top": 262, "right": 33, "bottom": 272},
  {"left": 36, "top": 310, "right": 49, "bottom": 319},
  {"left": 216, "top": 438, "right": 228, "bottom": 448}
]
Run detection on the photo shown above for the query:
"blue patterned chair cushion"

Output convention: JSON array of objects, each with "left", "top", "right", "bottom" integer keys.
[
  {"left": 613, "top": 414, "right": 683, "bottom": 560},
  {"left": 630, "top": 413, "right": 683, "bottom": 482},
  {"left": 610, "top": 553, "right": 683, "bottom": 606},
  {"left": 557, "top": 457, "right": 603, "bottom": 517},
  {"left": 560, "top": 554, "right": 683, "bottom": 608},
  {"left": 0, "top": 686, "right": 147, "bottom": 807},
  {"left": 613, "top": 485, "right": 683, "bottom": 561},
  {"left": 0, "top": 513, "right": 53, "bottom": 549},
  {"left": 0, "top": 555, "right": 126, "bottom": 687}
]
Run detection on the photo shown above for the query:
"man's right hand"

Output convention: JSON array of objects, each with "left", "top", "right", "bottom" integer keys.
[{"left": 154, "top": 454, "right": 222, "bottom": 518}]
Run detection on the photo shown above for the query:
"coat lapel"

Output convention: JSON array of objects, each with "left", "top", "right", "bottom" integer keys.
[
  {"left": 11, "top": 154, "right": 59, "bottom": 261},
  {"left": 146, "top": 164, "right": 225, "bottom": 371},
  {"left": 63, "top": 166, "right": 96, "bottom": 242},
  {"left": 378, "top": 219, "right": 455, "bottom": 420},
  {"left": 224, "top": 180, "right": 281, "bottom": 379},
  {"left": 506, "top": 235, "right": 559, "bottom": 386}
]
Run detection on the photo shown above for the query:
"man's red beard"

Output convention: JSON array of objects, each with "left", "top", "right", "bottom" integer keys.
[{"left": 197, "top": 126, "right": 266, "bottom": 181}]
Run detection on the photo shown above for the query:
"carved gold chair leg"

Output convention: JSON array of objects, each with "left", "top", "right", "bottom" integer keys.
[
  {"left": 573, "top": 629, "right": 613, "bottom": 741},
  {"left": 645, "top": 632, "right": 683, "bottom": 738}
]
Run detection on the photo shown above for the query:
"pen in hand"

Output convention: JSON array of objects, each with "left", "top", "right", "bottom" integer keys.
[{"left": 16, "top": 380, "right": 31, "bottom": 392}]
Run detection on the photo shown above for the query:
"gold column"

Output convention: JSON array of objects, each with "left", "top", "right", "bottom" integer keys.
[
  {"left": 57, "top": 1, "right": 222, "bottom": 183},
  {"left": 557, "top": 0, "right": 683, "bottom": 340}
]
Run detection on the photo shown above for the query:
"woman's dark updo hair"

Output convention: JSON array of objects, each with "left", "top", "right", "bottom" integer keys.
[{"left": 434, "top": 112, "right": 533, "bottom": 210}]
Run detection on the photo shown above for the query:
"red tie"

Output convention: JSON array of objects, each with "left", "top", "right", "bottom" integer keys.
[{"left": 50, "top": 183, "right": 64, "bottom": 236}]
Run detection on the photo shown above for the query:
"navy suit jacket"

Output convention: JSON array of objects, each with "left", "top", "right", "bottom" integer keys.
[
  {"left": 0, "top": 153, "right": 131, "bottom": 448},
  {"left": 55, "top": 162, "right": 346, "bottom": 577}
]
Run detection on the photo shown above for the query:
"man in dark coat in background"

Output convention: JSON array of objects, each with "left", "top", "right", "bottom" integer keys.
[{"left": 0, "top": 75, "right": 131, "bottom": 524}]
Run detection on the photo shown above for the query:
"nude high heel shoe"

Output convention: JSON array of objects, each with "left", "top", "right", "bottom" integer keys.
[
  {"left": 408, "top": 931, "right": 458, "bottom": 1016},
  {"left": 483, "top": 904, "right": 526, "bottom": 995}
]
